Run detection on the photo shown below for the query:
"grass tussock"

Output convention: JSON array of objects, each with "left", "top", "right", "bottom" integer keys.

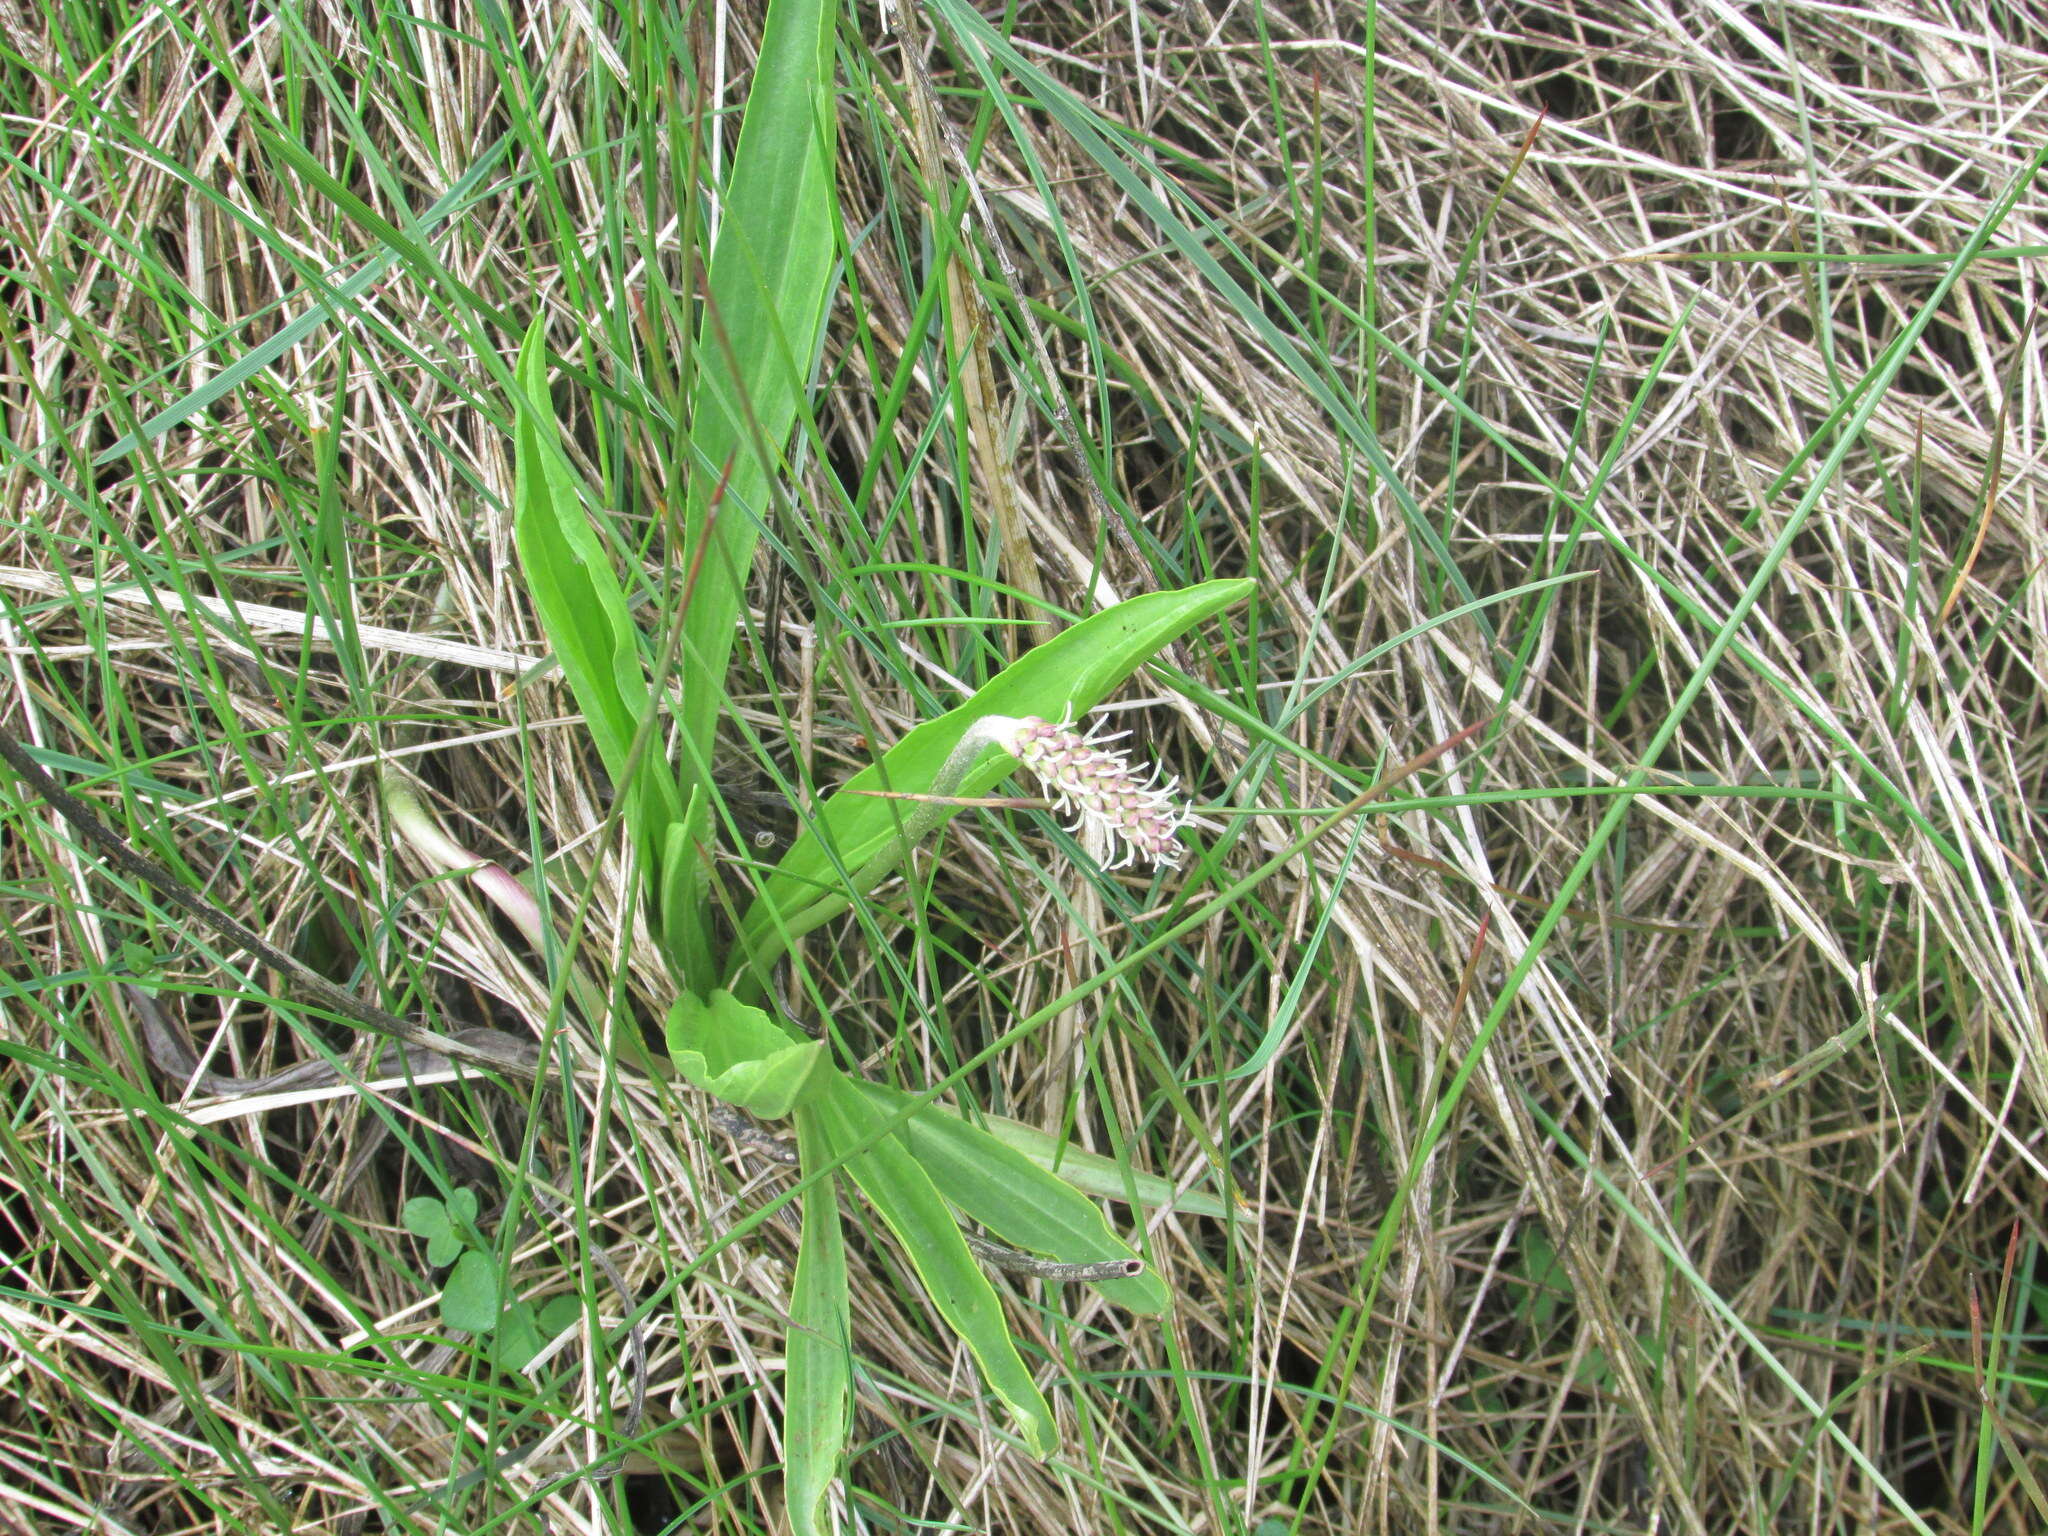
[{"left": 2, "top": 2, "right": 2045, "bottom": 1533}]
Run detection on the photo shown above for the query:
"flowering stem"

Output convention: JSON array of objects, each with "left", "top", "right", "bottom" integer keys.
[{"left": 940, "top": 714, "right": 1189, "bottom": 870}]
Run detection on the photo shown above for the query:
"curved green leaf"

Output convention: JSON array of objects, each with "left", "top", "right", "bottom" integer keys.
[
  {"left": 857, "top": 1083, "right": 1169, "bottom": 1314},
  {"left": 974, "top": 1112, "right": 1231, "bottom": 1220},
  {"left": 658, "top": 796, "right": 712, "bottom": 987},
  {"left": 811, "top": 1076, "right": 1057, "bottom": 1456},
  {"left": 674, "top": 0, "right": 840, "bottom": 803},
  {"left": 511, "top": 321, "right": 699, "bottom": 969},
  {"left": 441, "top": 1251, "right": 500, "bottom": 1334},
  {"left": 665, "top": 990, "right": 832, "bottom": 1119},
  {"left": 734, "top": 578, "right": 1253, "bottom": 980}
]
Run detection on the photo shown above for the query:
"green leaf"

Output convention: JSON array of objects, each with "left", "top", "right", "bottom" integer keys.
[
  {"left": 496, "top": 1294, "right": 581, "bottom": 1374},
  {"left": 509, "top": 0, "right": 841, "bottom": 993},
  {"left": 851, "top": 1081, "right": 1167, "bottom": 1315},
  {"left": 657, "top": 790, "right": 711, "bottom": 985},
  {"left": 973, "top": 1113, "right": 1231, "bottom": 1220},
  {"left": 399, "top": 1196, "right": 468, "bottom": 1269},
  {"left": 673, "top": 0, "right": 840, "bottom": 815},
  {"left": 734, "top": 579, "right": 1253, "bottom": 979},
  {"left": 511, "top": 320, "right": 698, "bottom": 972},
  {"left": 811, "top": 1077, "right": 1057, "bottom": 1457},
  {"left": 401, "top": 1196, "right": 449, "bottom": 1239},
  {"left": 494, "top": 1301, "right": 542, "bottom": 1370},
  {"left": 441, "top": 1251, "right": 500, "bottom": 1333},
  {"left": 403, "top": 1196, "right": 467, "bottom": 1267},
  {"left": 785, "top": 1109, "right": 851, "bottom": 1536},
  {"left": 446, "top": 1186, "right": 479, "bottom": 1227},
  {"left": 512, "top": 320, "right": 658, "bottom": 795},
  {"left": 664, "top": 989, "right": 833, "bottom": 1119}
]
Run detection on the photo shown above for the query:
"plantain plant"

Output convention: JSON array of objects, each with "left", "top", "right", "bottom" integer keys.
[{"left": 509, "top": 0, "right": 1245, "bottom": 1526}]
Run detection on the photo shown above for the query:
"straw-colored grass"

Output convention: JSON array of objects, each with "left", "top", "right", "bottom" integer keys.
[{"left": 2, "top": 3, "right": 2043, "bottom": 1533}]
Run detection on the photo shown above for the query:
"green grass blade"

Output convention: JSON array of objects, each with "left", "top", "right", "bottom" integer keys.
[
  {"left": 1208, "top": 812, "right": 1370, "bottom": 1084},
  {"left": 812, "top": 1075, "right": 1057, "bottom": 1456},
  {"left": 786, "top": 1110, "right": 852, "bottom": 1536},
  {"left": 1524, "top": 1094, "right": 1938, "bottom": 1536},
  {"left": 850, "top": 1080, "right": 1168, "bottom": 1314},
  {"left": 733, "top": 578, "right": 1252, "bottom": 978},
  {"left": 92, "top": 135, "right": 511, "bottom": 465},
  {"left": 924, "top": 0, "right": 1478, "bottom": 620}
]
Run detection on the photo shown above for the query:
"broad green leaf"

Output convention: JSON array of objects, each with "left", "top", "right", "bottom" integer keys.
[
  {"left": 812, "top": 1076, "right": 1057, "bottom": 1456},
  {"left": 785, "top": 1109, "right": 851, "bottom": 1536},
  {"left": 512, "top": 321, "right": 694, "bottom": 965},
  {"left": 494, "top": 1301, "right": 543, "bottom": 1371},
  {"left": 401, "top": 1197, "right": 463, "bottom": 1267},
  {"left": 674, "top": 0, "right": 840, "bottom": 808},
  {"left": 512, "top": 320, "right": 663, "bottom": 800},
  {"left": 733, "top": 579, "right": 1253, "bottom": 980},
  {"left": 499, "top": 1296, "right": 582, "bottom": 1374},
  {"left": 401, "top": 1196, "right": 449, "bottom": 1239},
  {"left": 974, "top": 1112, "right": 1231, "bottom": 1221},
  {"left": 851, "top": 1081, "right": 1167, "bottom": 1314},
  {"left": 664, "top": 990, "right": 832, "bottom": 1119},
  {"left": 441, "top": 1251, "right": 500, "bottom": 1333}
]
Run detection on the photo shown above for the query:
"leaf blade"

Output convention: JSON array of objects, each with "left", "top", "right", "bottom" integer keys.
[
  {"left": 851, "top": 1081, "right": 1168, "bottom": 1314},
  {"left": 674, "top": 0, "right": 841, "bottom": 799},
  {"left": 664, "top": 990, "right": 832, "bottom": 1119},
  {"left": 735, "top": 578, "right": 1252, "bottom": 976},
  {"left": 511, "top": 320, "right": 701, "bottom": 974},
  {"left": 812, "top": 1076, "right": 1057, "bottom": 1456},
  {"left": 974, "top": 1113, "right": 1231, "bottom": 1220},
  {"left": 785, "top": 1109, "right": 852, "bottom": 1536},
  {"left": 441, "top": 1251, "right": 500, "bottom": 1334}
]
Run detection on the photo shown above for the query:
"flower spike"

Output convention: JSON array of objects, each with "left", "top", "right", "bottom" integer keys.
[{"left": 976, "top": 714, "right": 1189, "bottom": 870}]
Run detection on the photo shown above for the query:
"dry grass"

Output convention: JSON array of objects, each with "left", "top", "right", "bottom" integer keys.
[{"left": 2, "top": 2, "right": 2045, "bottom": 1533}]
